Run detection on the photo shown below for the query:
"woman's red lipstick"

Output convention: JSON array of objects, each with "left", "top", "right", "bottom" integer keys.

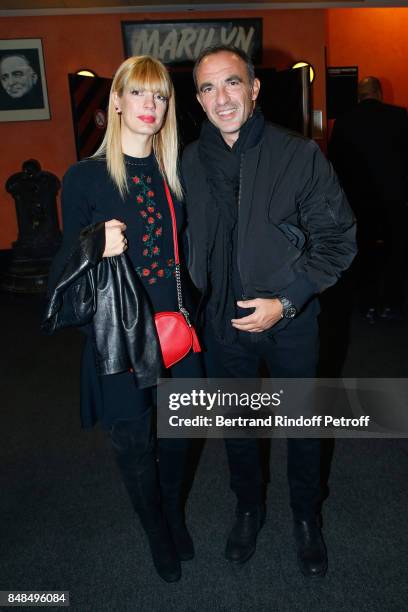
[{"left": 138, "top": 115, "right": 155, "bottom": 123}]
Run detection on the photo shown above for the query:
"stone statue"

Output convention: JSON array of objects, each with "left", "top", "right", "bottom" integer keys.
[
  {"left": 2, "top": 159, "right": 61, "bottom": 292},
  {"left": 6, "top": 159, "right": 61, "bottom": 257}
]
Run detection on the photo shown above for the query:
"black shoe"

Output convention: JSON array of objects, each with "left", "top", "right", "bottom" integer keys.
[
  {"left": 225, "top": 506, "right": 265, "bottom": 564},
  {"left": 147, "top": 523, "right": 182, "bottom": 582},
  {"left": 293, "top": 518, "right": 327, "bottom": 578}
]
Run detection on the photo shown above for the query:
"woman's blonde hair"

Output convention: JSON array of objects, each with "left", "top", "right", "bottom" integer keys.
[{"left": 93, "top": 55, "right": 183, "bottom": 200}]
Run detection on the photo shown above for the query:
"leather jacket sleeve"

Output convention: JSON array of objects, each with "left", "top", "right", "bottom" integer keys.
[{"left": 41, "top": 222, "right": 105, "bottom": 333}]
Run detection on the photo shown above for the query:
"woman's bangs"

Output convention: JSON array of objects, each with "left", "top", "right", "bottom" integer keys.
[{"left": 127, "top": 60, "right": 171, "bottom": 98}]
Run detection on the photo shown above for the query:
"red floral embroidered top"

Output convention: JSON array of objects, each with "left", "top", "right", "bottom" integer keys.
[{"left": 123, "top": 153, "right": 182, "bottom": 310}]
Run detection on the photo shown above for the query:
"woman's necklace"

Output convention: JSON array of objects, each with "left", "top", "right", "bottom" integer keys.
[{"left": 124, "top": 159, "right": 149, "bottom": 166}]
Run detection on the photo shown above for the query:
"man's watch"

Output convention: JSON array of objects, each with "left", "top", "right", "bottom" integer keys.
[{"left": 276, "top": 295, "right": 297, "bottom": 319}]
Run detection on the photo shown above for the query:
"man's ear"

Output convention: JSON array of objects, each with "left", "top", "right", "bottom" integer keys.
[
  {"left": 196, "top": 92, "right": 205, "bottom": 112},
  {"left": 251, "top": 78, "right": 261, "bottom": 102},
  {"left": 32, "top": 72, "right": 38, "bottom": 85}
]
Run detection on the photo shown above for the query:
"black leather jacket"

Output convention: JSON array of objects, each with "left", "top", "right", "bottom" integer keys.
[{"left": 42, "top": 222, "right": 164, "bottom": 387}]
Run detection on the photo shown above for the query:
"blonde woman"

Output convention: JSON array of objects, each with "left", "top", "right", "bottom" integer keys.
[{"left": 51, "top": 56, "right": 203, "bottom": 582}]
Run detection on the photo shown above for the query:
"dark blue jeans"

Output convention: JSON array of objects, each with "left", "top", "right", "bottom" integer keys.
[{"left": 204, "top": 313, "right": 322, "bottom": 520}]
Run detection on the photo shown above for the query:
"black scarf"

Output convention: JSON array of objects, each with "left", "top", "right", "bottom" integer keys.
[{"left": 198, "top": 108, "right": 265, "bottom": 343}]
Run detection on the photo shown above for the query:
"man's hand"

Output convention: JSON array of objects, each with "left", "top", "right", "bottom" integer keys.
[
  {"left": 103, "top": 219, "right": 128, "bottom": 257},
  {"left": 231, "top": 298, "right": 283, "bottom": 333}
]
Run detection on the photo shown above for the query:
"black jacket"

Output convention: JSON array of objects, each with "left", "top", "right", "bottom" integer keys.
[
  {"left": 42, "top": 222, "right": 163, "bottom": 387},
  {"left": 182, "top": 122, "right": 357, "bottom": 312}
]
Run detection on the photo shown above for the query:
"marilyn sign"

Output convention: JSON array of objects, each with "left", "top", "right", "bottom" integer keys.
[{"left": 122, "top": 19, "right": 262, "bottom": 65}]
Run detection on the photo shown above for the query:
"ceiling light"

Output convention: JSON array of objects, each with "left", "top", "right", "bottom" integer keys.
[{"left": 291, "top": 62, "right": 314, "bottom": 84}]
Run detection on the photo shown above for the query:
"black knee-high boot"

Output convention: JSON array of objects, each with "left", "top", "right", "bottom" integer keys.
[
  {"left": 158, "top": 441, "right": 194, "bottom": 561},
  {"left": 110, "top": 420, "right": 181, "bottom": 582}
]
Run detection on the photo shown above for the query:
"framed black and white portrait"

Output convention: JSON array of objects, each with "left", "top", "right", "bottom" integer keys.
[{"left": 0, "top": 38, "right": 50, "bottom": 122}]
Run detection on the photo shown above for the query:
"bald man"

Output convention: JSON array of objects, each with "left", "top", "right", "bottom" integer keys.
[
  {"left": 329, "top": 76, "right": 408, "bottom": 321},
  {"left": 358, "top": 76, "right": 382, "bottom": 101}
]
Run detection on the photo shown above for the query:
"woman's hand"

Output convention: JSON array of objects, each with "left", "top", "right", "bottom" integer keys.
[{"left": 103, "top": 219, "right": 128, "bottom": 257}]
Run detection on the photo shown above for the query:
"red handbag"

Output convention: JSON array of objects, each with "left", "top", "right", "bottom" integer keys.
[{"left": 154, "top": 181, "right": 201, "bottom": 369}]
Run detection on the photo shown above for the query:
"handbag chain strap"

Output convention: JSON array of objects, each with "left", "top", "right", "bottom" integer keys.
[{"left": 163, "top": 180, "right": 192, "bottom": 326}]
